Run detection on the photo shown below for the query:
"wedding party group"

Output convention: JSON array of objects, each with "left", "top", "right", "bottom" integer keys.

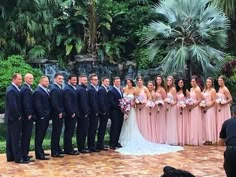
[{"left": 5, "top": 72, "right": 231, "bottom": 164}]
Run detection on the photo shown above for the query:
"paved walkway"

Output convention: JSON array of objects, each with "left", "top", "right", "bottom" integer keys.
[{"left": 0, "top": 145, "right": 225, "bottom": 177}]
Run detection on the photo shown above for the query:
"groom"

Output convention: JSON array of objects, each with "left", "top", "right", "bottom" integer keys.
[{"left": 108, "top": 76, "right": 124, "bottom": 149}]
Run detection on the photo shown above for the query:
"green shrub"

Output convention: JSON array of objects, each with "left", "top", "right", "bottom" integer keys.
[{"left": 0, "top": 55, "right": 42, "bottom": 113}]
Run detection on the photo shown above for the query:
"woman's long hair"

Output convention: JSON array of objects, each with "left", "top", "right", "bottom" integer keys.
[
  {"left": 176, "top": 79, "right": 187, "bottom": 97},
  {"left": 154, "top": 75, "right": 165, "bottom": 92},
  {"left": 166, "top": 76, "right": 175, "bottom": 93}
]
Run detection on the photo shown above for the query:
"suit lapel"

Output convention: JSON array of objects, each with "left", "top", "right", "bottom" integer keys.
[
  {"left": 113, "top": 86, "right": 122, "bottom": 98},
  {"left": 39, "top": 86, "right": 50, "bottom": 97}
]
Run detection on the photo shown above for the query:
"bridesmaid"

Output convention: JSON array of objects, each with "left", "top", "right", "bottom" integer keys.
[
  {"left": 216, "top": 75, "right": 232, "bottom": 139},
  {"left": 134, "top": 76, "right": 151, "bottom": 140},
  {"left": 188, "top": 76, "right": 203, "bottom": 145},
  {"left": 201, "top": 77, "right": 217, "bottom": 145},
  {"left": 154, "top": 75, "right": 167, "bottom": 144},
  {"left": 176, "top": 79, "right": 189, "bottom": 145},
  {"left": 165, "top": 76, "right": 178, "bottom": 145},
  {"left": 147, "top": 81, "right": 157, "bottom": 142}
]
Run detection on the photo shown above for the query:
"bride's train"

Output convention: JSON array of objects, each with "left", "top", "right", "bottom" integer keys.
[{"left": 116, "top": 94, "right": 183, "bottom": 155}]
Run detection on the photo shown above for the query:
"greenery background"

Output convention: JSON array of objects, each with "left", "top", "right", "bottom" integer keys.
[{"left": 0, "top": 0, "right": 236, "bottom": 152}]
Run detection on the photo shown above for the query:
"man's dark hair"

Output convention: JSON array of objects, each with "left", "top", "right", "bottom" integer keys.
[
  {"left": 54, "top": 73, "right": 63, "bottom": 79},
  {"left": 113, "top": 76, "right": 120, "bottom": 82},
  {"left": 12, "top": 73, "right": 21, "bottom": 80},
  {"left": 89, "top": 73, "right": 98, "bottom": 80},
  {"left": 102, "top": 76, "right": 109, "bottom": 82},
  {"left": 68, "top": 74, "right": 77, "bottom": 80},
  {"left": 79, "top": 74, "right": 87, "bottom": 78}
]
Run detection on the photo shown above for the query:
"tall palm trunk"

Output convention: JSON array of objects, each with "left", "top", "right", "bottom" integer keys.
[
  {"left": 88, "top": 0, "right": 96, "bottom": 56},
  {"left": 186, "top": 58, "right": 192, "bottom": 89}
]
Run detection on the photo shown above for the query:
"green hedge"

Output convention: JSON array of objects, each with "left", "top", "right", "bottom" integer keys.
[{"left": 0, "top": 55, "right": 42, "bottom": 113}]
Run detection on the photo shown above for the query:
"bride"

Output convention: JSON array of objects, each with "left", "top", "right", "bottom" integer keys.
[{"left": 116, "top": 78, "right": 183, "bottom": 155}]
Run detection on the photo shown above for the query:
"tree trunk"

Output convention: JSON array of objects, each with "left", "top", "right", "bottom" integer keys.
[{"left": 186, "top": 58, "right": 191, "bottom": 89}]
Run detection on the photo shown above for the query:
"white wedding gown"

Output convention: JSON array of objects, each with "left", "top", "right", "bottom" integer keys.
[{"left": 116, "top": 94, "right": 183, "bottom": 155}]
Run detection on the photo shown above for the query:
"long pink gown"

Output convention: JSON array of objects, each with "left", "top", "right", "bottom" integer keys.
[
  {"left": 136, "top": 89, "right": 151, "bottom": 140},
  {"left": 155, "top": 92, "right": 166, "bottom": 144},
  {"left": 148, "top": 91, "right": 158, "bottom": 142},
  {"left": 189, "top": 91, "right": 203, "bottom": 145},
  {"left": 202, "top": 91, "right": 217, "bottom": 143},
  {"left": 216, "top": 93, "right": 231, "bottom": 139},
  {"left": 166, "top": 93, "right": 178, "bottom": 145},
  {"left": 177, "top": 93, "right": 189, "bottom": 145}
]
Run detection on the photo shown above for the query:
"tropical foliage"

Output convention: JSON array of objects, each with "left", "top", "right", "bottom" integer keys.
[
  {"left": 0, "top": 55, "right": 42, "bottom": 112},
  {"left": 144, "top": 0, "right": 230, "bottom": 81}
]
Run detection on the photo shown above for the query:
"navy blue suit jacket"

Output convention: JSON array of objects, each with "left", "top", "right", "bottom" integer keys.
[
  {"left": 108, "top": 86, "right": 123, "bottom": 111},
  {"left": 98, "top": 86, "right": 109, "bottom": 115},
  {"left": 63, "top": 84, "right": 79, "bottom": 118},
  {"left": 33, "top": 86, "right": 51, "bottom": 119},
  {"left": 87, "top": 85, "right": 99, "bottom": 116},
  {"left": 20, "top": 84, "right": 34, "bottom": 118},
  {"left": 77, "top": 84, "right": 90, "bottom": 117},
  {"left": 50, "top": 84, "right": 64, "bottom": 117},
  {"left": 5, "top": 84, "right": 22, "bottom": 122}
]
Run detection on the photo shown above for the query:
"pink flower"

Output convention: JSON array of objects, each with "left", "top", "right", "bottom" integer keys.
[{"left": 119, "top": 98, "right": 132, "bottom": 116}]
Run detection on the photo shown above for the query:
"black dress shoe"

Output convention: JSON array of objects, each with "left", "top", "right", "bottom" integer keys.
[
  {"left": 116, "top": 143, "right": 122, "bottom": 148},
  {"left": 90, "top": 148, "right": 100, "bottom": 152},
  {"left": 52, "top": 154, "right": 64, "bottom": 158},
  {"left": 36, "top": 157, "right": 50, "bottom": 160},
  {"left": 65, "top": 151, "right": 80, "bottom": 155},
  {"left": 79, "top": 149, "right": 91, "bottom": 153},
  {"left": 110, "top": 146, "right": 116, "bottom": 150},
  {"left": 7, "top": 159, "right": 14, "bottom": 162},
  {"left": 15, "top": 159, "right": 30, "bottom": 164},
  {"left": 24, "top": 158, "right": 35, "bottom": 162},
  {"left": 59, "top": 150, "right": 65, "bottom": 154},
  {"left": 97, "top": 146, "right": 109, "bottom": 151}
]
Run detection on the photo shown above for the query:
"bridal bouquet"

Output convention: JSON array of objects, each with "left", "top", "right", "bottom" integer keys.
[
  {"left": 185, "top": 98, "right": 194, "bottom": 112},
  {"left": 146, "top": 100, "right": 155, "bottom": 116},
  {"left": 185, "top": 98, "right": 194, "bottom": 105},
  {"left": 135, "top": 95, "right": 146, "bottom": 111},
  {"left": 200, "top": 100, "right": 208, "bottom": 113},
  {"left": 155, "top": 100, "right": 165, "bottom": 113},
  {"left": 119, "top": 98, "right": 132, "bottom": 118},
  {"left": 135, "top": 95, "right": 145, "bottom": 104},
  {"left": 165, "top": 95, "right": 174, "bottom": 112},
  {"left": 216, "top": 97, "right": 226, "bottom": 112},
  {"left": 199, "top": 100, "right": 207, "bottom": 108},
  {"left": 177, "top": 101, "right": 186, "bottom": 115}
]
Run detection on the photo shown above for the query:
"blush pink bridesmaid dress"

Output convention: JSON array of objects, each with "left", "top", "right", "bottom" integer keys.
[
  {"left": 202, "top": 91, "right": 217, "bottom": 144},
  {"left": 216, "top": 92, "right": 231, "bottom": 139},
  {"left": 136, "top": 89, "right": 151, "bottom": 140},
  {"left": 148, "top": 92, "right": 158, "bottom": 142},
  {"left": 155, "top": 92, "right": 166, "bottom": 144},
  {"left": 189, "top": 91, "right": 203, "bottom": 145},
  {"left": 166, "top": 92, "right": 178, "bottom": 145},
  {"left": 177, "top": 93, "right": 189, "bottom": 145}
]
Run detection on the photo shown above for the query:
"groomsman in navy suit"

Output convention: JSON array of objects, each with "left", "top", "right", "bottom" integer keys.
[
  {"left": 77, "top": 75, "right": 90, "bottom": 153},
  {"left": 63, "top": 74, "right": 80, "bottom": 155},
  {"left": 20, "top": 73, "right": 35, "bottom": 162},
  {"left": 5, "top": 73, "right": 28, "bottom": 163},
  {"left": 50, "top": 73, "right": 65, "bottom": 158},
  {"left": 87, "top": 73, "right": 100, "bottom": 152},
  {"left": 108, "top": 77, "right": 124, "bottom": 149},
  {"left": 96, "top": 77, "right": 110, "bottom": 151},
  {"left": 33, "top": 76, "right": 51, "bottom": 160}
]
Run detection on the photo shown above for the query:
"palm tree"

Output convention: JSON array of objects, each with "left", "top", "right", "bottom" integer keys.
[
  {"left": 213, "top": 0, "right": 235, "bottom": 20},
  {"left": 144, "top": 0, "right": 230, "bottom": 81}
]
